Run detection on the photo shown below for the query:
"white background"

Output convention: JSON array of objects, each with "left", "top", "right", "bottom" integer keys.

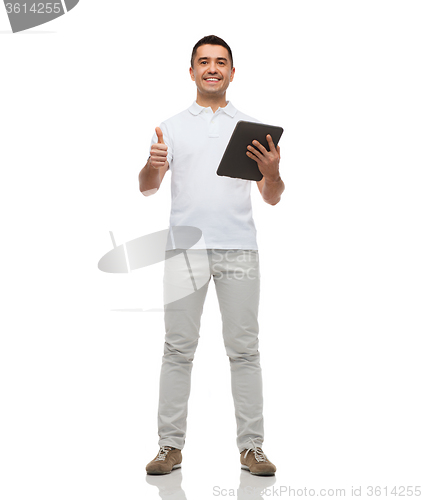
[{"left": 1, "top": 1, "right": 422, "bottom": 499}]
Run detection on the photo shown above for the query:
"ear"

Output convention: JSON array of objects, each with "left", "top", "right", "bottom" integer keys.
[
  {"left": 230, "top": 66, "right": 235, "bottom": 82},
  {"left": 189, "top": 67, "right": 195, "bottom": 81}
]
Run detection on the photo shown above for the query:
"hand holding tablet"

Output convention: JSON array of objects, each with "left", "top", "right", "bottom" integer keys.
[{"left": 217, "top": 121, "right": 284, "bottom": 181}]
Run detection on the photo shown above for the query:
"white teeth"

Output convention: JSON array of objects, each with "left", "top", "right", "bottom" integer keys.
[{"left": 206, "top": 78, "right": 219, "bottom": 81}]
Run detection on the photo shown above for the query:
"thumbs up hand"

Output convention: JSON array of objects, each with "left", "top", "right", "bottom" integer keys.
[{"left": 149, "top": 126, "right": 169, "bottom": 169}]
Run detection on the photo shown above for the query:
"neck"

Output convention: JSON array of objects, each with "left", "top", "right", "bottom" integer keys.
[{"left": 196, "top": 92, "right": 228, "bottom": 113}]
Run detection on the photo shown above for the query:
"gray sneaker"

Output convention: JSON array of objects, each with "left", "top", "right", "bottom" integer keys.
[{"left": 146, "top": 446, "right": 182, "bottom": 475}]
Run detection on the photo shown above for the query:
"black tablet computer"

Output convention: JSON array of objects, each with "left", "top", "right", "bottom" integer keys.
[{"left": 216, "top": 120, "right": 284, "bottom": 181}]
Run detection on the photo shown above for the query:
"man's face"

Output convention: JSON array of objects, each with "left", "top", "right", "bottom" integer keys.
[{"left": 189, "top": 44, "right": 235, "bottom": 98}]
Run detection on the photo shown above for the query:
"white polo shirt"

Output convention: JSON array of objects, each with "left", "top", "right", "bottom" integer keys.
[{"left": 149, "top": 101, "right": 262, "bottom": 250}]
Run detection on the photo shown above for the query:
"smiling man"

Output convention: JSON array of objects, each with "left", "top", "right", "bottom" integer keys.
[{"left": 139, "top": 35, "right": 285, "bottom": 476}]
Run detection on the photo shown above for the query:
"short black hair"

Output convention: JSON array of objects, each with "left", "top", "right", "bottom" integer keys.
[{"left": 191, "top": 35, "right": 233, "bottom": 69}]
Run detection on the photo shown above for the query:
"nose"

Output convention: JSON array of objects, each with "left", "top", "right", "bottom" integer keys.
[{"left": 209, "top": 62, "right": 218, "bottom": 73}]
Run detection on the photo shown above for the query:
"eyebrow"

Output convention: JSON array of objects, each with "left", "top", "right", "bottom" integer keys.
[{"left": 197, "top": 57, "right": 228, "bottom": 62}]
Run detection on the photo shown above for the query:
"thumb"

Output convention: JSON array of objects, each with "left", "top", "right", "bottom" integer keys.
[{"left": 155, "top": 126, "right": 164, "bottom": 144}]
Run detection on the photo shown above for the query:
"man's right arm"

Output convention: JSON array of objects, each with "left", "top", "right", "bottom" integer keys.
[
  {"left": 139, "top": 127, "right": 169, "bottom": 196},
  {"left": 138, "top": 156, "right": 169, "bottom": 196}
]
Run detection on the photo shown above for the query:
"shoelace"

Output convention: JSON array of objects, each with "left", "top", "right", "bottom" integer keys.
[
  {"left": 243, "top": 437, "right": 268, "bottom": 462},
  {"left": 155, "top": 446, "right": 173, "bottom": 461}
]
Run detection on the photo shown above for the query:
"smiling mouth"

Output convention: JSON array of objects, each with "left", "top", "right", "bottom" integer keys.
[{"left": 204, "top": 78, "right": 220, "bottom": 82}]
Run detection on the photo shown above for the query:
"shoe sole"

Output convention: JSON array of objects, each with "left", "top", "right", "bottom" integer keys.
[
  {"left": 241, "top": 465, "right": 275, "bottom": 476},
  {"left": 146, "top": 464, "right": 182, "bottom": 475}
]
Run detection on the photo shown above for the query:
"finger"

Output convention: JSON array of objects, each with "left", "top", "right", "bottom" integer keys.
[
  {"left": 151, "top": 153, "right": 167, "bottom": 162},
  {"left": 151, "top": 146, "right": 168, "bottom": 155},
  {"left": 150, "top": 157, "right": 167, "bottom": 169},
  {"left": 155, "top": 126, "right": 164, "bottom": 144},
  {"left": 248, "top": 143, "right": 264, "bottom": 158},
  {"left": 246, "top": 149, "right": 260, "bottom": 162},
  {"left": 266, "top": 134, "right": 276, "bottom": 151},
  {"left": 251, "top": 140, "right": 267, "bottom": 155}
]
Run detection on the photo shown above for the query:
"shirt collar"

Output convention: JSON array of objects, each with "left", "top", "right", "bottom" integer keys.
[{"left": 188, "top": 100, "right": 237, "bottom": 118}]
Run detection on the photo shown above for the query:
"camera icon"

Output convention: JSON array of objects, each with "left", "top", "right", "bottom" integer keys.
[{"left": 98, "top": 226, "right": 210, "bottom": 307}]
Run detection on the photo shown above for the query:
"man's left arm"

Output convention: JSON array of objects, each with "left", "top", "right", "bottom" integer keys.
[{"left": 247, "top": 134, "right": 285, "bottom": 206}]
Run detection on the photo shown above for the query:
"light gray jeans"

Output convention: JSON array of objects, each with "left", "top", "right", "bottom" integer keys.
[{"left": 157, "top": 249, "right": 264, "bottom": 453}]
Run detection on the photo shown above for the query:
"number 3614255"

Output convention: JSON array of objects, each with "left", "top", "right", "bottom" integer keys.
[{"left": 5, "top": 3, "right": 62, "bottom": 14}]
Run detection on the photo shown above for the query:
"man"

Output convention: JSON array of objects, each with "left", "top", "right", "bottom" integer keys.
[{"left": 139, "top": 35, "right": 285, "bottom": 476}]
